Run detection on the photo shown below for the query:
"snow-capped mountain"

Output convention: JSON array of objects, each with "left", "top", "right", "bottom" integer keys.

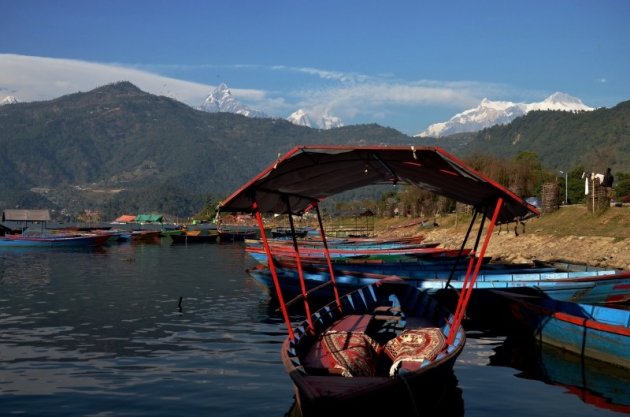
[
  {"left": 287, "top": 109, "right": 312, "bottom": 127},
  {"left": 287, "top": 109, "right": 343, "bottom": 129},
  {"left": 1, "top": 95, "right": 18, "bottom": 105},
  {"left": 416, "top": 92, "right": 593, "bottom": 138},
  {"left": 198, "top": 83, "right": 267, "bottom": 118}
]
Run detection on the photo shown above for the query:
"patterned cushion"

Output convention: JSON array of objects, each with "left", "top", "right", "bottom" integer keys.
[
  {"left": 321, "top": 330, "right": 378, "bottom": 377},
  {"left": 383, "top": 328, "right": 446, "bottom": 376}
]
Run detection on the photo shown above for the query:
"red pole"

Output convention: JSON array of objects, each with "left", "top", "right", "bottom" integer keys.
[
  {"left": 286, "top": 208, "right": 315, "bottom": 331},
  {"left": 447, "top": 197, "right": 503, "bottom": 345},
  {"left": 449, "top": 252, "right": 476, "bottom": 332},
  {"left": 252, "top": 202, "right": 294, "bottom": 339},
  {"left": 314, "top": 203, "right": 343, "bottom": 312}
]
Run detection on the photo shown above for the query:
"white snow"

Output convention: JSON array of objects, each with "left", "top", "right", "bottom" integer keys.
[{"left": 415, "top": 92, "right": 593, "bottom": 138}]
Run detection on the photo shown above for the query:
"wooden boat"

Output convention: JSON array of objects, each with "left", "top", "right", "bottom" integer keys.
[
  {"left": 496, "top": 291, "right": 630, "bottom": 368},
  {"left": 245, "top": 243, "right": 455, "bottom": 264},
  {"left": 92, "top": 228, "right": 132, "bottom": 242},
  {"left": 217, "top": 228, "right": 257, "bottom": 242},
  {"left": 0, "top": 209, "right": 110, "bottom": 248},
  {"left": 130, "top": 230, "right": 162, "bottom": 242},
  {"left": 247, "top": 264, "right": 630, "bottom": 306},
  {"left": 533, "top": 258, "right": 620, "bottom": 273},
  {"left": 247, "top": 234, "right": 428, "bottom": 250},
  {"left": 271, "top": 226, "right": 310, "bottom": 239},
  {"left": 281, "top": 278, "right": 465, "bottom": 414},
  {"left": 218, "top": 145, "right": 539, "bottom": 414},
  {"left": 0, "top": 232, "right": 110, "bottom": 247},
  {"left": 170, "top": 230, "right": 219, "bottom": 244}
]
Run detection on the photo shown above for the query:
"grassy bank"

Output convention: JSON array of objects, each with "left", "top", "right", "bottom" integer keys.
[{"left": 374, "top": 204, "right": 630, "bottom": 240}]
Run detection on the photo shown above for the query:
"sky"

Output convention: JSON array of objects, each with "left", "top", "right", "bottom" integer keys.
[{"left": 1, "top": 0, "right": 629, "bottom": 135}]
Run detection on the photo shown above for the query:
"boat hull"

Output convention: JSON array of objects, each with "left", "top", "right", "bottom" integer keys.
[
  {"left": 247, "top": 265, "right": 630, "bottom": 305},
  {"left": 281, "top": 280, "right": 465, "bottom": 416},
  {"left": 170, "top": 233, "right": 218, "bottom": 244},
  {"left": 501, "top": 294, "right": 630, "bottom": 368},
  {"left": 0, "top": 233, "right": 110, "bottom": 247}
]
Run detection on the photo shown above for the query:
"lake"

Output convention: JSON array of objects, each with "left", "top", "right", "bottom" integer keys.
[{"left": 0, "top": 240, "right": 627, "bottom": 416}]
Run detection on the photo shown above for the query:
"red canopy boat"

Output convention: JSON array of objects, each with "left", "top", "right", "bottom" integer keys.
[{"left": 219, "top": 145, "right": 539, "bottom": 415}]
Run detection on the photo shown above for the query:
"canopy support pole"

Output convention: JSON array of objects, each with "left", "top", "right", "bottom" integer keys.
[
  {"left": 314, "top": 203, "right": 343, "bottom": 312},
  {"left": 447, "top": 197, "right": 503, "bottom": 345},
  {"left": 285, "top": 199, "right": 314, "bottom": 331},
  {"left": 444, "top": 208, "right": 479, "bottom": 289},
  {"left": 449, "top": 209, "right": 486, "bottom": 333},
  {"left": 252, "top": 201, "right": 294, "bottom": 339}
]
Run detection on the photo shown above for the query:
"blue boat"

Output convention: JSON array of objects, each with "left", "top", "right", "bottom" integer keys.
[
  {"left": 497, "top": 292, "right": 630, "bottom": 368},
  {"left": 247, "top": 265, "right": 630, "bottom": 306},
  {"left": 0, "top": 232, "right": 111, "bottom": 248}
]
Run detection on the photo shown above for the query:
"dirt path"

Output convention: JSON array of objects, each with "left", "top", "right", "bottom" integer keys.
[{"left": 379, "top": 224, "right": 630, "bottom": 270}]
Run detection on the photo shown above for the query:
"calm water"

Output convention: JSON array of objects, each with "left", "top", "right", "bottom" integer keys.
[{"left": 0, "top": 240, "right": 627, "bottom": 417}]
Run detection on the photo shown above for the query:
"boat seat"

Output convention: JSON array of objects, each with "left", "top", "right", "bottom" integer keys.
[
  {"left": 383, "top": 328, "right": 446, "bottom": 376},
  {"left": 302, "top": 328, "right": 379, "bottom": 377}
]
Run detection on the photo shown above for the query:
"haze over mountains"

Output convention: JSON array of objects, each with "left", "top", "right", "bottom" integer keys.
[{"left": 416, "top": 93, "right": 594, "bottom": 137}]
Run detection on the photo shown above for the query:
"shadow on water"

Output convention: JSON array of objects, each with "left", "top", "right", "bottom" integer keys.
[
  {"left": 489, "top": 332, "right": 630, "bottom": 414},
  {"left": 283, "top": 369, "right": 464, "bottom": 417}
]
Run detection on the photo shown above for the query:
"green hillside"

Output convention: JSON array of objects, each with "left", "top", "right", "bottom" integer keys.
[
  {"left": 0, "top": 82, "right": 411, "bottom": 219},
  {"left": 464, "top": 101, "right": 630, "bottom": 172},
  {"left": 1, "top": 81, "right": 628, "bottom": 221}
]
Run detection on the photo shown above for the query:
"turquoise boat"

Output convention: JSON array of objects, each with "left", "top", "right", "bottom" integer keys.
[{"left": 498, "top": 292, "right": 630, "bottom": 368}]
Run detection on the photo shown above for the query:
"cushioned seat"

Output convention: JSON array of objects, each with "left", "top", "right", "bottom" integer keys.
[
  {"left": 303, "top": 330, "right": 379, "bottom": 377},
  {"left": 383, "top": 328, "right": 446, "bottom": 376}
]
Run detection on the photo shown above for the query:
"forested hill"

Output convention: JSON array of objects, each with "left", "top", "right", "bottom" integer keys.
[
  {"left": 0, "top": 82, "right": 411, "bottom": 218},
  {"left": 0, "top": 81, "right": 628, "bottom": 219},
  {"left": 462, "top": 101, "right": 630, "bottom": 172}
]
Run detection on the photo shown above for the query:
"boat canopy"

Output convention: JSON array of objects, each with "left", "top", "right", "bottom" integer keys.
[
  {"left": 219, "top": 146, "right": 539, "bottom": 224},
  {"left": 2, "top": 209, "right": 51, "bottom": 222}
]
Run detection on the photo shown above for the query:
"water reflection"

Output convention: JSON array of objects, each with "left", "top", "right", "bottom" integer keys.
[
  {"left": 0, "top": 250, "right": 52, "bottom": 286},
  {"left": 1, "top": 241, "right": 627, "bottom": 417},
  {"left": 490, "top": 333, "right": 630, "bottom": 413}
]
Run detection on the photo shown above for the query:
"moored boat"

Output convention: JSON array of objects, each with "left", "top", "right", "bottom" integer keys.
[
  {"left": 0, "top": 232, "right": 111, "bottom": 247},
  {"left": 170, "top": 230, "right": 219, "bottom": 244},
  {"left": 495, "top": 291, "right": 630, "bottom": 368},
  {"left": 247, "top": 264, "right": 630, "bottom": 306},
  {"left": 130, "top": 230, "right": 162, "bottom": 242},
  {"left": 217, "top": 145, "right": 540, "bottom": 414},
  {"left": 217, "top": 228, "right": 257, "bottom": 242}
]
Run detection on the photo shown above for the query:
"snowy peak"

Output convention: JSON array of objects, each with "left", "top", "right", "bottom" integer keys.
[
  {"left": 287, "top": 109, "right": 343, "bottom": 129},
  {"left": 320, "top": 114, "right": 343, "bottom": 129},
  {"left": 526, "top": 92, "right": 593, "bottom": 112},
  {"left": 1, "top": 95, "right": 18, "bottom": 105},
  {"left": 416, "top": 92, "right": 593, "bottom": 138},
  {"left": 288, "top": 109, "right": 312, "bottom": 127},
  {"left": 198, "top": 83, "right": 267, "bottom": 118}
]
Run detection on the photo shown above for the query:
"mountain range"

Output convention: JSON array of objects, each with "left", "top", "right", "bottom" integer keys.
[
  {"left": 1, "top": 96, "right": 18, "bottom": 105},
  {"left": 196, "top": 83, "right": 344, "bottom": 129},
  {"left": 197, "top": 83, "right": 267, "bottom": 118},
  {"left": 0, "top": 81, "right": 628, "bottom": 220},
  {"left": 417, "top": 92, "right": 593, "bottom": 137},
  {"left": 287, "top": 109, "right": 344, "bottom": 129}
]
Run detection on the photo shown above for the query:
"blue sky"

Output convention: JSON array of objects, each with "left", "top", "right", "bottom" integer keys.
[{"left": 1, "top": 0, "right": 629, "bottom": 134}]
